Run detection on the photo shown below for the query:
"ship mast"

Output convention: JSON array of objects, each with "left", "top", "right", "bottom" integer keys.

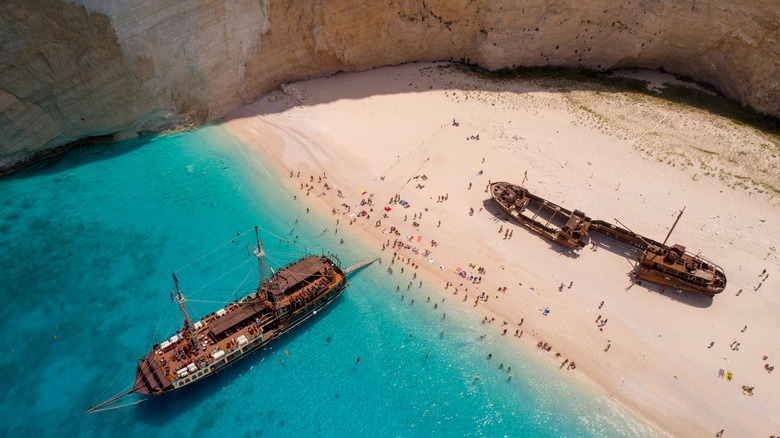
[
  {"left": 249, "top": 227, "right": 288, "bottom": 320},
  {"left": 171, "top": 273, "right": 195, "bottom": 343},
  {"left": 662, "top": 207, "right": 685, "bottom": 246},
  {"left": 251, "top": 226, "right": 275, "bottom": 293},
  {"left": 253, "top": 226, "right": 270, "bottom": 285}
]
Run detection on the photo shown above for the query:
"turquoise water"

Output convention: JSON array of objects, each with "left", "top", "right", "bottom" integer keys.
[{"left": 0, "top": 127, "right": 657, "bottom": 437}]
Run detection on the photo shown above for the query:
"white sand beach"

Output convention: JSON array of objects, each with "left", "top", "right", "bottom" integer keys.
[{"left": 222, "top": 63, "right": 780, "bottom": 437}]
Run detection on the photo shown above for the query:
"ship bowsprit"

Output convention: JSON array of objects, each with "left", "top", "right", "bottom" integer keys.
[{"left": 344, "top": 257, "right": 379, "bottom": 274}]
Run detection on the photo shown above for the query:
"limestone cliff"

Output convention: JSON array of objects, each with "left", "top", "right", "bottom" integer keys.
[{"left": 1, "top": 0, "right": 778, "bottom": 171}]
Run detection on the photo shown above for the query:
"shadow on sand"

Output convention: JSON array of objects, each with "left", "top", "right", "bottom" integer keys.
[
  {"left": 220, "top": 63, "right": 780, "bottom": 140},
  {"left": 589, "top": 231, "right": 714, "bottom": 308}
]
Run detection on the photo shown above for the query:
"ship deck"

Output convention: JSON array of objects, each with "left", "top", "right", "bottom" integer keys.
[{"left": 150, "top": 258, "right": 345, "bottom": 387}]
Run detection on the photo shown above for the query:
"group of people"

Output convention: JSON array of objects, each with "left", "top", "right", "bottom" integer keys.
[{"left": 285, "top": 159, "right": 589, "bottom": 389}]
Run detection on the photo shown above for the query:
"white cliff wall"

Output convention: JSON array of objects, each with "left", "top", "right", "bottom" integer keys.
[{"left": 1, "top": 0, "right": 778, "bottom": 170}]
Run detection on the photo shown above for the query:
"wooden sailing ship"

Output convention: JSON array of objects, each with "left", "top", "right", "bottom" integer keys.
[
  {"left": 490, "top": 181, "right": 591, "bottom": 250},
  {"left": 490, "top": 182, "right": 726, "bottom": 296},
  {"left": 87, "top": 227, "right": 373, "bottom": 413}
]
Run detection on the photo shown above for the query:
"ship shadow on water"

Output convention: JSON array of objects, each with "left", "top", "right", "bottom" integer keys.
[
  {"left": 587, "top": 232, "right": 714, "bottom": 309},
  {"left": 480, "top": 199, "right": 581, "bottom": 259},
  {"left": 133, "top": 293, "right": 343, "bottom": 425},
  {"left": 2, "top": 134, "right": 155, "bottom": 180}
]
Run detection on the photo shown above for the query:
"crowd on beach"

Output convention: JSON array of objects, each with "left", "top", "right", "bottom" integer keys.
[
  {"left": 285, "top": 149, "right": 777, "bottom": 430},
  {"left": 223, "top": 65, "right": 780, "bottom": 437},
  {"left": 283, "top": 151, "right": 596, "bottom": 386},
  {"left": 275, "top": 106, "right": 777, "bottom": 436}
]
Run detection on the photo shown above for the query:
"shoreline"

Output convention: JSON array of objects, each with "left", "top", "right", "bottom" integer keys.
[{"left": 221, "top": 62, "right": 779, "bottom": 437}]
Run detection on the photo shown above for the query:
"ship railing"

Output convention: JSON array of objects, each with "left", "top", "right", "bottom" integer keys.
[{"left": 171, "top": 328, "right": 271, "bottom": 385}]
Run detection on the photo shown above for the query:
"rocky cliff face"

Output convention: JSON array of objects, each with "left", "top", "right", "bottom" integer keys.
[{"left": 1, "top": 0, "right": 778, "bottom": 171}]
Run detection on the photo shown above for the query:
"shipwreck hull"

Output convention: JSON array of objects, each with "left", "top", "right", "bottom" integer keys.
[
  {"left": 489, "top": 181, "right": 727, "bottom": 296},
  {"left": 637, "top": 247, "right": 726, "bottom": 296},
  {"left": 490, "top": 182, "right": 590, "bottom": 250}
]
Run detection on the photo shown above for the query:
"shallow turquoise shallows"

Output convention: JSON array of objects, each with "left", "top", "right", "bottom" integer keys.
[{"left": 0, "top": 126, "right": 657, "bottom": 437}]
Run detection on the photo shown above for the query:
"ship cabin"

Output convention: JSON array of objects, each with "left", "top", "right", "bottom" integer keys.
[
  {"left": 206, "top": 299, "right": 274, "bottom": 342},
  {"left": 263, "top": 256, "right": 335, "bottom": 312}
]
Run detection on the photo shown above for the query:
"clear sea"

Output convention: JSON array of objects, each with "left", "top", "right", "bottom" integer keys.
[{"left": 0, "top": 126, "right": 658, "bottom": 437}]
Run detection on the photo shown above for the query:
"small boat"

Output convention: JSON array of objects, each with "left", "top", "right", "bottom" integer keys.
[
  {"left": 490, "top": 181, "right": 591, "bottom": 249},
  {"left": 88, "top": 227, "right": 375, "bottom": 412}
]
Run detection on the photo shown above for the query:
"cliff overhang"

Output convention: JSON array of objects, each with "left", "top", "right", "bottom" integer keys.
[{"left": 1, "top": 0, "right": 778, "bottom": 172}]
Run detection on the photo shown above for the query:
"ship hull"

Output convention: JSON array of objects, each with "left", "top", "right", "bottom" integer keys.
[
  {"left": 86, "top": 238, "right": 368, "bottom": 413},
  {"left": 490, "top": 182, "right": 591, "bottom": 250},
  {"left": 636, "top": 252, "right": 726, "bottom": 296},
  {"left": 490, "top": 182, "right": 726, "bottom": 296},
  {"left": 150, "top": 276, "right": 348, "bottom": 396}
]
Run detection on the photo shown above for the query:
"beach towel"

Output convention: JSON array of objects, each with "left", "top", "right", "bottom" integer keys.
[
  {"left": 417, "top": 236, "right": 422, "bottom": 243},
  {"left": 359, "top": 190, "right": 367, "bottom": 195}
]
